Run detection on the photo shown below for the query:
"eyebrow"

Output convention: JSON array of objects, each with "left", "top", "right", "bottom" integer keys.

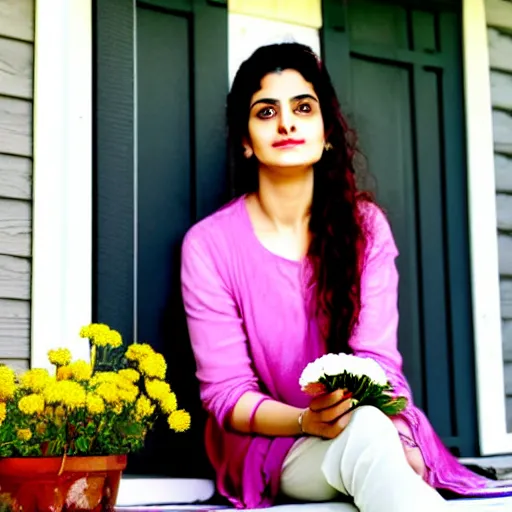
[{"left": 249, "top": 93, "right": 319, "bottom": 111}]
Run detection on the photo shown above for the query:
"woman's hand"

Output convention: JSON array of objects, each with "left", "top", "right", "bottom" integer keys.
[{"left": 301, "top": 389, "right": 354, "bottom": 439}]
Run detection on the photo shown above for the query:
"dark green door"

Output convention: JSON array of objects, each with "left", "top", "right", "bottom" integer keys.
[
  {"left": 323, "top": 0, "right": 477, "bottom": 456},
  {"left": 94, "top": 0, "right": 228, "bottom": 477}
]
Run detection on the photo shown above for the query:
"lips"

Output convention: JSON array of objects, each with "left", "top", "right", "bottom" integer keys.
[{"left": 272, "top": 138, "right": 305, "bottom": 149}]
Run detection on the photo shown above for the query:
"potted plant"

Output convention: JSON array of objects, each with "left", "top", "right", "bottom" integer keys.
[{"left": 0, "top": 324, "right": 190, "bottom": 511}]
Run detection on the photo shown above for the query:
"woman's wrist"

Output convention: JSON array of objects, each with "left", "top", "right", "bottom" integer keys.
[{"left": 297, "top": 408, "right": 308, "bottom": 435}]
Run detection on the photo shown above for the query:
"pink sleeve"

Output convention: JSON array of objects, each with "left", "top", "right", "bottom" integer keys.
[
  {"left": 349, "top": 206, "right": 404, "bottom": 375},
  {"left": 181, "top": 228, "right": 264, "bottom": 428}
]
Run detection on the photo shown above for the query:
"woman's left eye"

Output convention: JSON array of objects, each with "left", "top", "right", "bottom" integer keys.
[{"left": 296, "top": 103, "right": 312, "bottom": 114}]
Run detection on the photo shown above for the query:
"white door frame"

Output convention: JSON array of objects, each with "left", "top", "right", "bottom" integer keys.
[
  {"left": 463, "top": 0, "right": 512, "bottom": 454},
  {"left": 31, "top": 0, "right": 93, "bottom": 370}
]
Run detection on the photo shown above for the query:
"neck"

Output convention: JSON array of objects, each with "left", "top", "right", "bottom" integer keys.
[{"left": 256, "top": 166, "right": 313, "bottom": 229}]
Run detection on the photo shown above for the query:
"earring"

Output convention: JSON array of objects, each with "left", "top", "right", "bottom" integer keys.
[
  {"left": 244, "top": 147, "right": 253, "bottom": 159},
  {"left": 324, "top": 142, "right": 333, "bottom": 151}
]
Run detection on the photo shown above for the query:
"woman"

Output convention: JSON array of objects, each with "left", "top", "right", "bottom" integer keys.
[{"left": 180, "top": 43, "right": 509, "bottom": 510}]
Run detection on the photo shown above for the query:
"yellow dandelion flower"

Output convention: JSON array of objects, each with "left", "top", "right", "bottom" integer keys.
[
  {"left": 117, "top": 383, "right": 139, "bottom": 404},
  {"left": 79, "top": 324, "right": 93, "bottom": 338},
  {"left": 139, "top": 353, "right": 167, "bottom": 380},
  {"left": 54, "top": 405, "right": 66, "bottom": 418},
  {"left": 118, "top": 368, "right": 140, "bottom": 383},
  {"left": 116, "top": 375, "right": 132, "bottom": 388},
  {"left": 107, "top": 330, "right": 123, "bottom": 348},
  {"left": 168, "top": 410, "right": 191, "bottom": 432},
  {"left": 69, "top": 360, "right": 92, "bottom": 381},
  {"left": 91, "top": 332, "right": 110, "bottom": 347},
  {"left": 17, "top": 428, "right": 32, "bottom": 441},
  {"left": 95, "top": 382, "right": 119, "bottom": 404},
  {"left": 160, "top": 392, "right": 177, "bottom": 414},
  {"left": 57, "top": 365, "right": 72, "bottom": 381},
  {"left": 48, "top": 348, "right": 72, "bottom": 367},
  {"left": 87, "top": 323, "right": 110, "bottom": 337},
  {"left": 20, "top": 369, "right": 51, "bottom": 393},
  {"left": 0, "top": 366, "right": 16, "bottom": 400},
  {"left": 125, "top": 343, "right": 155, "bottom": 362},
  {"left": 42, "top": 381, "right": 60, "bottom": 404},
  {"left": 145, "top": 379, "right": 171, "bottom": 402},
  {"left": 43, "top": 381, "right": 86, "bottom": 410},
  {"left": 90, "top": 371, "right": 118, "bottom": 386},
  {"left": 0, "top": 402, "right": 6, "bottom": 425},
  {"left": 18, "top": 394, "right": 45, "bottom": 416},
  {"left": 86, "top": 393, "right": 105, "bottom": 415},
  {"left": 35, "top": 422, "right": 46, "bottom": 436},
  {"left": 112, "top": 402, "right": 124, "bottom": 415},
  {"left": 44, "top": 405, "right": 54, "bottom": 416},
  {"left": 88, "top": 324, "right": 113, "bottom": 347},
  {"left": 81, "top": 323, "right": 118, "bottom": 347},
  {"left": 134, "top": 395, "right": 155, "bottom": 420}
]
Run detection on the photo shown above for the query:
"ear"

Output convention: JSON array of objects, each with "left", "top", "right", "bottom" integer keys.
[{"left": 242, "top": 137, "right": 253, "bottom": 159}]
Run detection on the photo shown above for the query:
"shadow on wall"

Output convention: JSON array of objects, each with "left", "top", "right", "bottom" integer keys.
[{"left": 126, "top": 238, "right": 213, "bottom": 480}]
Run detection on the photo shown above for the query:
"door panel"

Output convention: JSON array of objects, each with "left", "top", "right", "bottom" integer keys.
[
  {"left": 137, "top": 7, "right": 191, "bottom": 378},
  {"left": 323, "top": 0, "right": 477, "bottom": 455},
  {"left": 350, "top": 59, "right": 423, "bottom": 407},
  {"left": 95, "top": 0, "right": 228, "bottom": 477}
]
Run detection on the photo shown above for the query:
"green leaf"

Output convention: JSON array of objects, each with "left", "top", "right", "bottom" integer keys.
[
  {"left": 85, "top": 422, "right": 97, "bottom": 436},
  {"left": 75, "top": 436, "right": 88, "bottom": 453}
]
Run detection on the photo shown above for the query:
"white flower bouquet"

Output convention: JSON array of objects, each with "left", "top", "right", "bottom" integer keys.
[{"left": 299, "top": 353, "right": 407, "bottom": 416}]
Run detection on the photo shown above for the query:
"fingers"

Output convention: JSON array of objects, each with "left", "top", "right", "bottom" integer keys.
[
  {"left": 302, "top": 402, "right": 356, "bottom": 439},
  {"left": 310, "top": 389, "right": 350, "bottom": 412},
  {"left": 317, "top": 397, "right": 354, "bottom": 423},
  {"left": 323, "top": 410, "right": 354, "bottom": 439}
]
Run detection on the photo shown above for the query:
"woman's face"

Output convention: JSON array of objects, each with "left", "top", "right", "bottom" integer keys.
[{"left": 245, "top": 69, "right": 325, "bottom": 173}]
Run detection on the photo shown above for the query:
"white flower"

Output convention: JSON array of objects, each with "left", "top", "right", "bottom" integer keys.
[
  {"left": 299, "top": 353, "right": 389, "bottom": 388},
  {"left": 359, "top": 358, "right": 388, "bottom": 386},
  {"left": 299, "top": 358, "right": 325, "bottom": 387},
  {"left": 322, "top": 353, "right": 349, "bottom": 376},
  {"left": 342, "top": 355, "right": 388, "bottom": 386}
]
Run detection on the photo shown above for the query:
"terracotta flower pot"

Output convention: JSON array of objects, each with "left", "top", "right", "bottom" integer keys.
[{"left": 0, "top": 455, "right": 127, "bottom": 512}]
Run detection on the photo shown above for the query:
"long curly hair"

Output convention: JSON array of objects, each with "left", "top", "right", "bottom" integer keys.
[{"left": 227, "top": 43, "right": 374, "bottom": 354}]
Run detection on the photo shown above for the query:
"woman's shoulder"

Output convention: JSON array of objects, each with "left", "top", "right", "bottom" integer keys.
[
  {"left": 358, "top": 199, "right": 399, "bottom": 258},
  {"left": 182, "top": 196, "right": 245, "bottom": 259}
]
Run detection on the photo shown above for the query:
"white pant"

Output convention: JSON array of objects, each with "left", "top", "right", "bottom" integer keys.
[{"left": 280, "top": 406, "right": 447, "bottom": 512}]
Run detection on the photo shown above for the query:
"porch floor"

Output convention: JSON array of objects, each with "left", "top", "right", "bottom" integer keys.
[
  {"left": 114, "top": 497, "right": 512, "bottom": 511},
  {"left": 116, "top": 455, "right": 512, "bottom": 511}
]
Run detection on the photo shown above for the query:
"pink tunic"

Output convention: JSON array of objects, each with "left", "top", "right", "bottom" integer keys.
[{"left": 180, "top": 196, "right": 512, "bottom": 509}]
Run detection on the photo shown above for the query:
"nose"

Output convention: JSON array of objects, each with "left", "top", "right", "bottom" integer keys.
[{"left": 277, "top": 107, "right": 296, "bottom": 135}]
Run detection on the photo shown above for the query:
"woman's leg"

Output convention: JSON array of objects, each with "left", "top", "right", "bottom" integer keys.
[
  {"left": 281, "top": 436, "right": 354, "bottom": 505},
  {"left": 280, "top": 406, "right": 446, "bottom": 512},
  {"left": 393, "top": 415, "right": 427, "bottom": 479}
]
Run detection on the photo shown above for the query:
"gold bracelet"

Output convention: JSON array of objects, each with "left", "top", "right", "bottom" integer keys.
[{"left": 298, "top": 408, "right": 307, "bottom": 435}]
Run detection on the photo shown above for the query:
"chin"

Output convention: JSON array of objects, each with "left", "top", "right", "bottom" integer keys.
[
  {"left": 275, "top": 157, "right": 321, "bottom": 169},
  {"left": 265, "top": 163, "right": 318, "bottom": 178}
]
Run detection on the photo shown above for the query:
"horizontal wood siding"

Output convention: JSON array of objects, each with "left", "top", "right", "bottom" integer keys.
[
  {"left": 487, "top": 0, "right": 512, "bottom": 431},
  {"left": 0, "top": 0, "right": 33, "bottom": 370}
]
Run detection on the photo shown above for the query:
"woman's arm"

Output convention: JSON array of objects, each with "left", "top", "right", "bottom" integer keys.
[
  {"left": 230, "top": 391, "right": 304, "bottom": 435},
  {"left": 349, "top": 205, "right": 405, "bottom": 376},
  {"left": 235, "top": 389, "right": 354, "bottom": 438},
  {"left": 181, "top": 226, "right": 351, "bottom": 438},
  {"left": 181, "top": 228, "right": 264, "bottom": 430}
]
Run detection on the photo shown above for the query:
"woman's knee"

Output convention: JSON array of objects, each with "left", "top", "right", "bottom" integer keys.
[{"left": 348, "top": 405, "right": 397, "bottom": 440}]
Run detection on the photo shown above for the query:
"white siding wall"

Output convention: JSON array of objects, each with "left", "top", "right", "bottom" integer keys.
[
  {"left": 0, "top": 0, "right": 33, "bottom": 372},
  {"left": 485, "top": 0, "right": 512, "bottom": 431}
]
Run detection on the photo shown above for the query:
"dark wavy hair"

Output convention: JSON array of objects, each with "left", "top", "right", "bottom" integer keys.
[{"left": 227, "top": 43, "right": 373, "bottom": 354}]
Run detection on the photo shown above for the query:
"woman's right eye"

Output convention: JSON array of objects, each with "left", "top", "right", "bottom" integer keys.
[{"left": 257, "top": 106, "right": 276, "bottom": 119}]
